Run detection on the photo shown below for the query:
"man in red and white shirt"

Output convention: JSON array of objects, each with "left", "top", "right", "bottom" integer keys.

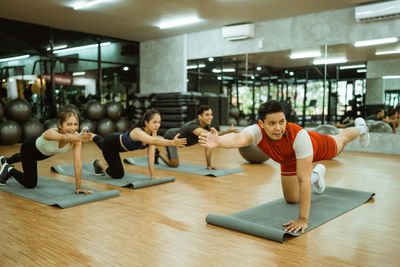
[{"left": 199, "top": 100, "right": 370, "bottom": 234}]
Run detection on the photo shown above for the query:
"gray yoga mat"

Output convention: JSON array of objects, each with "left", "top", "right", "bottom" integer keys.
[
  {"left": 0, "top": 176, "right": 119, "bottom": 208},
  {"left": 206, "top": 187, "right": 374, "bottom": 243},
  {"left": 124, "top": 156, "right": 242, "bottom": 177},
  {"left": 51, "top": 162, "right": 175, "bottom": 189}
]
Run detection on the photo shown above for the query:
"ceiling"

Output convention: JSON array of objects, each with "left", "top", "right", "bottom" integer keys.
[{"left": 0, "top": 0, "right": 378, "bottom": 42}]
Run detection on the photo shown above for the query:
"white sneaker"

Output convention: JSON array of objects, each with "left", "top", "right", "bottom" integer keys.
[
  {"left": 312, "top": 164, "right": 326, "bottom": 194},
  {"left": 355, "top": 117, "right": 370, "bottom": 148}
]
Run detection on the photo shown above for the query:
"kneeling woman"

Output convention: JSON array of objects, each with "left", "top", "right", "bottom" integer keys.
[
  {"left": 0, "top": 110, "right": 95, "bottom": 194},
  {"left": 92, "top": 108, "right": 186, "bottom": 179}
]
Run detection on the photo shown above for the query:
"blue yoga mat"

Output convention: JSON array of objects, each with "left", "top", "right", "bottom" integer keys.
[
  {"left": 206, "top": 187, "right": 374, "bottom": 243},
  {"left": 124, "top": 156, "right": 242, "bottom": 177},
  {"left": 51, "top": 162, "right": 175, "bottom": 189},
  {"left": 0, "top": 176, "right": 119, "bottom": 208}
]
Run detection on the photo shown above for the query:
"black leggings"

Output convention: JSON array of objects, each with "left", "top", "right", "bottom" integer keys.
[
  {"left": 93, "top": 133, "right": 126, "bottom": 179},
  {"left": 7, "top": 136, "right": 50, "bottom": 188}
]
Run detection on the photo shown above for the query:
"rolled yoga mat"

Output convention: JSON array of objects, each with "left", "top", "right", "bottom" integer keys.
[
  {"left": 51, "top": 162, "right": 175, "bottom": 189},
  {"left": 206, "top": 187, "right": 374, "bottom": 243},
  {"left": 124, "top": 157, "right": 242, "bottom": 177},
  {"left": 0, "top": 176, "right": 119, "bottom": 208}
]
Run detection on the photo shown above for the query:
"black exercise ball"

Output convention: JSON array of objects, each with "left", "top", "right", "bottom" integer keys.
[
  {"left": 115, "top": 117, "right": 130, "bottom": 132},
  {"left": 85, "top": 100, "right": 105, "bottom": 121},
  {"left": 315, "top": 124, "right": 339, "bottom": 135},
  {"left": 96, "top": 118, "right": 116, "bottom": 137},
  {"left": 79, "top": 119, "right": 96, "bottom": 133},
  {"left": 22, "top": 118, "right": 44, "bottom": 141},
  {"left": 43, "top": 118, "right": 59, "bottom": 130},
  {"left": 238, "top": 143, "right": 270, "bottom": 164},
  {"left": 106, "top": 102, "right": 122, "bottom": 120},
  {"left": 369, "top": 121, "right": 392, "bottom": 133},
  {"left": 0, "top": 103, "right": 4, "bottom": 120},
  {"left": 59, "top": 104, "right": 81, "bottom": 118},
  {"left": 4, "top": 98, "right": 32, "bottom": 123},
  {"left": 229, "top": 106, "right": 240, "bottom": 119},
  {"left": 0, "top": 120, "right": 22, "bottom": 145}
]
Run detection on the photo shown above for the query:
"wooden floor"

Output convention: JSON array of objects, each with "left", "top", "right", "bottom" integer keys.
[{"left": 0, "top": 142, "right": 399, "bottom": 266}]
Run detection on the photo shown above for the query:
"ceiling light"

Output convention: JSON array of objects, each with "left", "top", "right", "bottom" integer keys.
[
  {"left": 339, "top": 64, "right": 366, "bottom": 70},
  {"left": 73, "top": 0, "right": 112, "bottom": 10},
  {"left": 383, "top": 75, "right": 400, "bottom": 79},
  {"left": 357, "top": 69, "right": 367, "bottom": 73},
  {"left": 256, "top": 66, "right": 262, "bottom": 71},
  {"left": 313, "top": 57, "right": 347, "bottom": 65},
  {"left": 208, "top": 57, "right": 214, "bottom": 62},
  {"left": 47, "top": 45, "right": 67, "bottom": 51},
  {"left": 159, "top": 16, "right": 201, "bottom": 29},
  {"left": 290, "top": 50, "right": 321, "bottom": 59},
  {"left": 53, "top": 42, "right": 111, "bottom": 54},
  {"left": 187, "top": 64, "right": 206, "bottom": 69},
  {"left": 72, "top": 72, "right": 86, "bottom": 76},
  {"left": 0, "top": 54, "right": 30, "bottom": 62},
  {"left": 375, "top": 45, "right": 400, "bottom": 55},
  {"left": 212, "top": 68, "right": 236, "bottom": 73},
  {"left": 261, "top": 76, "right": 278, "bottom": 80},
  {"left": 353, "top": 37, "right": 398, "bottom": 47},
  {"left": 289, "top": 71, "right": 294, "bottom": 76},
  {"left": 217, "top": 76, "right": 222, "bottom": 80},
  {"left": 123, "top": 66, "right": 129, "bottom": 71}
]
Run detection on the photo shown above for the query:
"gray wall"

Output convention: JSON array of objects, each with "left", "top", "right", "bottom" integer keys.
[{"left": 140, "top": 7, "right": 400, "bottom": 95}]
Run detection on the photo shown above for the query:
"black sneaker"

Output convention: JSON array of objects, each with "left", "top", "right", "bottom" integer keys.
[
  {"left": 93, "top": 160, "right": 105, "bottom": 176},
  {"left": 155, "top": 148, "right": 160, "bottom": 164},
  {"left": 0, "top": 163, "right": 11, "bottom": 186},
  {"left": 0, "top": 156, "right": 7, "bottom": 165}
]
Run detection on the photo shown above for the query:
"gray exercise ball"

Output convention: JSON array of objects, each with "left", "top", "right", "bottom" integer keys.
[
  {"left": 85, "top": 100, "right": 105, "bottom": 121},
  {"left": 43, "top": 118, "right": 59, "bottom": 130},
  {"left": 229, "top": 106, "right": 240, "bottom": 119},
  {"left": 238, "top": 143, "right": 270, "bottom": 164},
  {"left": 0, "top": 120, "right": 22, "bottom": 145},
  {"left": 96, "top": 118, "right": 116, "bottom": 137},
  {"left": 115, "top": 117, "right": 130, "bottom": 132},
  {"left": 22, "top": 118, "right": 44, "bottom": 141},
  {"left": 4, "top": 98, "right": 32, "bottom": 123},
  {"left": 369, "top": 121, "right": 393, "bottom": 133},
  {"left": 315, "top": 124, "right": 339, "bottom": 135},
  {"left": 106, "top": 101, "right": 122, "bottom": 120},
  {"left": 79, "top": 119, "right": 96, "bottom": 133}
]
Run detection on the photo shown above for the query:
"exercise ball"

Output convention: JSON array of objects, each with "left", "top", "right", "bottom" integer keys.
[
  {"left": 115, "top": 117, "right": 130, "bottom": 132},
  {"left": 22, "top": 118, "right": 44, "bottom": 141},
  {"left": 238, "top": 118, "right": 249, "bottom": 127},
  {"left": 369, "top": 121, "right": 392, "bottom": 133},
  {"left": 315, "top": 124, "right": 339, "bottom": 135},
  {"left": 228, "top": 117, "right": 237, "bottom": 125},
  {"left": 85, "top": 100, "right": 105, "bottom": 121},
  {"left": 229, "top": 106, "right": 240, "bottom": 119},
  {"left": 0, "top": 103, "right": 4, "bottom": 120},
  {"left": 43, "top": 118, "right": 58, "bottom": 130},
  {"left": 96, "top": 118, "right": 116, "bottom": 137},
  {"left": 106, "top": 102, "right": 122, "bottom": 120},
  {"left": 238, "top": 143, "right": 269, "bottom": 164},
  {"left": 133, "top": 100, "right": 143, "bottom": 109},
  {"left": 59, "top": 104, "right": 81, "bottom": 118},
  {"left": 0, "top": 120, "right": 22, "bottom": 145},
  {"left": 79, "top": 119, "right": 96, "bottom": 133},
  {"left": 4, "top": 98, "right": 32, "bottom": 123}
]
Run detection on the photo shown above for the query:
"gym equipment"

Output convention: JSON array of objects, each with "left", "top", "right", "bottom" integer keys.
[
  {"left": 43, "top": 119, "right": 58, "bottom": 130},
  {"left": 0, "top": 175, "right": 119, "bottom": 208},
  {"left": 228, "top": 117, "right": 237, "bottom": 125},
  {"left": 206, "top": 187, "right": 374, "bottom": 243},
  {"left": 0, "top": 120, "right": 22, "bottom": 145},
  {"left": 96, "top": 118, "right": 116, "bottom": 137},
  {"left": 229, "top": 106, "right": 240, "bottom": 119},
  {"left": 238, "top": 143, "right": 269, "bottom": 164},
  {"left": 79, "top": 119, "right": 96, "bottom": 133},
  {"left": 315, "top": 124, "right": 339, "bottom": 135},
  {"left": 22, "top": 118, "right": 44, "bottom": 141},
  {"left": 51, "top": 163, "right": 175, "bottom": 189},
  {"left": 115, "top": 117, "right": 130, "bottom": 132},
  {"left": 85, "top": 100, "right": 105, "bottom": 121},
  {"left": 59, "top": 104, "right": 81, "bottom": 118},
  {"left": 106, "top": 101, "right": 122, "bottom": 120},
  {"left": 4, "top": 98, "right": 32, "bottom": 123},
  {"left": 238, "top": 117, "right": 249, "bottom": 127},
  {"left": 124, "top": 157, "right": 242, "bottom": 177},
  {"left": 368, "top": 121, "right": 393, "bottom": 133}
]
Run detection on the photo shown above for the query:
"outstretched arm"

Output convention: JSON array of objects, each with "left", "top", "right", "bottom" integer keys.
[
  {"left": 147, "top": 145, "right": 157, "bottom": 179},
  {"left": 131, "top": 128, "right": 186, "bottom": 147},
  {"left": 72, "top": 141, "right": 93, "bottom": 194},
  {"left": 43, "top": 128, "right": 94, "bottom": 143},
  {"left": 199, "top": 128, "right": 253, "bottom": 149},
  {"left": 218, "top": 124, "right": 239, "bottom": 136}
]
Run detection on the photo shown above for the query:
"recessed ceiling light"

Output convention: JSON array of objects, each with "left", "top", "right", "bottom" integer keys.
[
  {"left": 339, "top": 64, "right": 366, "bottom": 70},
  {"left": 73, "top": 0, "right": 113, "bottom": 10},
  {"left": 353, "top": 37, "right": 398, "bottom": 47},
  {"left": 0, "top": 54, "right": 30, "bottom": 62},
  {"left": 289, "top": 50, "right": 321, "bottom": 59},
  {"left": 313, "top": 57, "right": 347, "bottom": 65},
  {"left": 159, "top": 16, "right": 201, "bottom": 29}
]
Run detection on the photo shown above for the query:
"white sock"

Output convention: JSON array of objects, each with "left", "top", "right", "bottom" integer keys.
[
  {"left": 356, "top": 125, "right": 367, "bottom": 135},
  {"left": 8, "top": 166, "right": 13, "bottom": 172},
  {"left": 311, "top": 171, "right": 319, "bottom": 184}
]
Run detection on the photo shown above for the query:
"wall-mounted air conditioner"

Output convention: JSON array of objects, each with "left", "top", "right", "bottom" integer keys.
[
  {"left": 222, "top": 24, "right": 254, "bottom": 41},
  {"left": 355, "top": 0, "right": 400, "bottom": 22}
]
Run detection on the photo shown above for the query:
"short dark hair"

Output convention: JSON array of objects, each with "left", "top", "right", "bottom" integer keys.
[
  {"left": 257, "top": 100, "right": 284, "bottom": 121},
  {"left": 197, "top": 105, "right": 211, "bottom": 115}
]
